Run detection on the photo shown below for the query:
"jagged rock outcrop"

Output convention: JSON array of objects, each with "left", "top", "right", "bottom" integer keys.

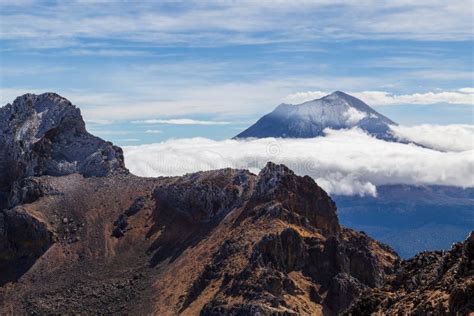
[
  {"left": 154, "top": 168, "right": 256, "bottom": 222},
  {"left": 199, "top": 225, "right": 398, "bottom": 315},
  {"left": 348, "top": 231, "right": 474, "bottom": 314},
  {"left": 0, "top": 93, "right": 127, "bottom": 208},
  {"left": 248, "top": 162, "right": 339, "bottom": 234},
  {"left": 155, "top": 162, "right": 398, "bottom": 315}
]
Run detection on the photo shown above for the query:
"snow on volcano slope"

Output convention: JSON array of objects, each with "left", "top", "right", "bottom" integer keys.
[{"left": 235, "top": 91, "right": 397, "bottom": 140}]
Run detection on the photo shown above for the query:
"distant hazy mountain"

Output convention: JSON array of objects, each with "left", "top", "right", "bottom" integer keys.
[
  {"left": 235, "top": 91, "right": 397, "bottom": 140},
  {"left": 335, "top": 184, "right": 474, "bottom": 258},
  {"left": 1, "top": 95, "right": 399, "bottom": 314}
]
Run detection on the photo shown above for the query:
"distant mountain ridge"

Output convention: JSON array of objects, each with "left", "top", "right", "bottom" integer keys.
[
  {"left": 335, "top": 184, "right": 474, "bottom": 258},
  {"left": 235, "top": 91, "right": 397, "bottom": 140}
]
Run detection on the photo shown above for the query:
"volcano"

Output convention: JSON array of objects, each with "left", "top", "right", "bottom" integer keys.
[{"left": 235, "top": 91, "right": 397, "bottom": 140}]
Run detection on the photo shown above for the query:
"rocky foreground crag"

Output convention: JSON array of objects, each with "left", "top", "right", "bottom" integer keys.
[
  {"left": 348, "top": 232, "right": 474, "bottom": 314},
  {"left": 0, "top": 93, "right": 472, "bottom": 315},
  {"left": 0, "top": 93, "right": 127, "bottom": 209}
]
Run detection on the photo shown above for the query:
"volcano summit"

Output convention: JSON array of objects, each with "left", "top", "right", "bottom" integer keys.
[{"left": 235, "top": 91, "right": 397, "bottom": 140}]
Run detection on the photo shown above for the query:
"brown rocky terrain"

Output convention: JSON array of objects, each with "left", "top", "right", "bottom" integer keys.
[
  {"left": 0, "top": 93, "right": 472, "bottom": 315},
  {"left": 0, "top": 161, "right": 400, "bottom": 315},
  {"left": 348, "top": 232, "right": 474, "bottom": 315}
]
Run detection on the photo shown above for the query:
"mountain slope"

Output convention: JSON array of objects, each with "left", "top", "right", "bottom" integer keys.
[{"left": 235, "top": 91, "right": 396, "bottom": 140}]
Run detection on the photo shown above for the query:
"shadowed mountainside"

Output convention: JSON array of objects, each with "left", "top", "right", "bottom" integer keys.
[{"left": 335, "top": 185, "right": 474, "bottom": 258}]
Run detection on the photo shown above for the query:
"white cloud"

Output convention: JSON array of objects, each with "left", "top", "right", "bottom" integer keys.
[
  {"left": 67, "top": 75, "right": 382, "bottom": 120},
  {"left": 71, "top": 49, "right": 154, "bottom": 57},
  {"left": 285, "top": 89, "right": 474, "bottom": 106},
  {"left": 343, "top": 108, "right": 367, "bottom": 125},
  {"left": 353, "top": 90, "right": 474, "bottom": 106},
  {"left": 390, "top": 124, "right": 474, "bottom": 152},
  {"left": 85, "top": 119, "right": 114, "bottom": 125},
  {"left": 284, "top": 91, "right": 328, "bottom": 104},
  {"left": 133, "top": 119, "right": 230, "bottom": 125},
  {"left": 459, "top": 87, "right": 474, "bottom": 94},
  {"left": 123, "top": 127, "right": 474, "bottom": 197},
  {"left": 145, "top": 129, "right": 163, "bottom": 134}
]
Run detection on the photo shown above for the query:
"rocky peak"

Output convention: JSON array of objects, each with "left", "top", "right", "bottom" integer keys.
[
  {"left": 2, "top": 93, "right": 85, "bottom": 147},
  {"left": 251, "top": 162, "right": 339, "bottom": 234},
  {"left": 153, "top": 168, "right": 256, "bottom": 222},
  {"left": 323, "top": 90, "right": 351, "bottom": 100},
  {"left": 9, "top": 92, "right": 76, "bottom": 114},
  {"left": 0, "top": 93, "right": 127, "bottom": 207},
  {"left": 321, "top": 90, "right": 368, "bottom": 107},
  {"left": 254, "top": 162, "right": 295, "bottom": 196}
]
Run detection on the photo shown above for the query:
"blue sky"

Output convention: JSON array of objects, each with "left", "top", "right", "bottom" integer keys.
[{"left": 0, "top": 0, "right": 473, "bottom": 145}]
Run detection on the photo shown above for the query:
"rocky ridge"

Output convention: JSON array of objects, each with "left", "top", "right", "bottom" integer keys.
[
  {"left": 0, "top": 161, "right": 398, "bottom": 315},
  {"left": 348, "top": 232, "right": 474, "bottom": 314}
]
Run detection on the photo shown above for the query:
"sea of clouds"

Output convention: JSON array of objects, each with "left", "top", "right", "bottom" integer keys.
[{"left": 123, "top": 125, "right": 474, "bottom": 196}]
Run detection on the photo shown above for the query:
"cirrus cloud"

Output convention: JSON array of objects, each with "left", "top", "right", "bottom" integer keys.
[
  {"left": 145, "top": 129, "right": 164, "bottom": 134},
  {"left": 285, "top": 88, "right": 474, "bottom": 106},
  {"left": 1, "top": 1, "right": 472, "bottom": 50},
  {"left": 133, "top": 118, "right": 230, "bottom": 125}
]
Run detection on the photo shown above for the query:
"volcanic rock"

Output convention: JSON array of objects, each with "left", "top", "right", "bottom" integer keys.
[
  {"left": 0, "top": 93, "right": 127, "bottom": 208},
  {"left": 348, "top": 231, "right": 474, "bottom": 314}
]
